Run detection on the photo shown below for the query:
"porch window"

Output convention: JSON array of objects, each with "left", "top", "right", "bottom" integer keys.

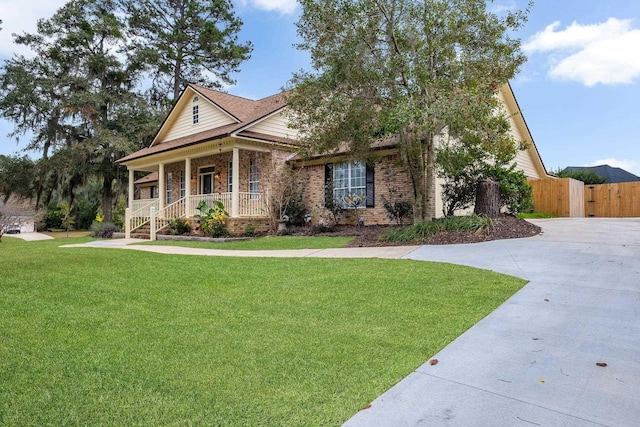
[
  {"left": 249, "top": 158, "right": 259, "bottom": 200},
  {"left": 325, "top": 161, "right": 375, "bottom": 208},
  {"left": 228, "top": 161, "right": 233, "bottom": 192},
  {"left": 166, "top": 172, "right": 173, "bottom": 204},
  {"left": 199, "top": 166, "right": 215, "bottom": 194},
  {"left": 150, "top": 185, "right": 159, "bottom": 199},
  {"left": 180, "top": 170, "right": 186, "bottom": 198}
]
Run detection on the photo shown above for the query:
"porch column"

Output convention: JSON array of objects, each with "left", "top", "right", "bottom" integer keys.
[
  {"left": 231, "top": 147, "right": 240, "bottom": 218},
  {"left": 128, "top": 168, "right": 135, "bottom": 208},
  {"left": 158, "top": 163, "right": 165, "bottom": 211},
  {"left": 185, "top": 158, "right": 192, "bottom": 216}
]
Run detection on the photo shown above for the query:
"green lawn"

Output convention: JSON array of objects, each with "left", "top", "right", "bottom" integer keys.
[
  {"left": 138, "top": 235, "right": 355, "bottom": 250},
  {"left": 0, "top": 237, "right": 526, "bottom": 426}
]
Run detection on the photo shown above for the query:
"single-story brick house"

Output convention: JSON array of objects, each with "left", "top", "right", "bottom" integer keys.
[{"left": 117, "top": 83, "right": 549, "bottom": 238}]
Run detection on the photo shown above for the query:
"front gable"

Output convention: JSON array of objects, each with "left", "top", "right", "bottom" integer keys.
[{"left": 153, "top": 87, "right": 238, "bottom": 146}]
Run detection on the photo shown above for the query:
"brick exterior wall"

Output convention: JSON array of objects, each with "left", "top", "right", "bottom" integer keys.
[{"left": 300, "top": 153, "right": 418, "bottom": 226}]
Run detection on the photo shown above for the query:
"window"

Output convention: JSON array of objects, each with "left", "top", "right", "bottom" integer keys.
[
  {"left": 150, "top": 185, "right": 159, "bottom": 199},
  {"left": 333, "top": 161, "right": 365, "bottom": 207},
  {"left": 199, "top": 166, "right": 215, "bottom": 194},
  {"left": 166, "top": 172, "right": 173, "bottom": 204},
  {"left": 249, "top": 158, "right": 259, "bottom": 199},
  {"left": 180, "top": 170, "right": 186, "bottom": 199},
  {"left": 228, "top": 161, "right": 233, "bottom": 192},
  {"left": 192, "top": 105, "right": 199, "bottom": 124},
  {"left": 325, "top": 161, "right": 375, "bottom": 208}
]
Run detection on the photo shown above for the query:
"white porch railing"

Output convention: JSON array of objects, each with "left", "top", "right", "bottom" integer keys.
[
  {"left": 131, "top": 198, "right": 159, "bottom": 213},
  {"left": 126, "top": 193, "right": 268, "bottom": 240},
  {"left": 188, "top": 192, "right": 267, "bottom": 217},
  {"left": 127, "top": 199, "right": 159, "bottom": 235},
  {"left": 153, "top": 198, "right": 187, "bottom": 238}
]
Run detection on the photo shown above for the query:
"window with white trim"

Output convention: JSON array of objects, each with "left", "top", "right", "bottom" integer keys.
[
  {"left": 180, "top": 170, "right": 186, "bottom": 199},
  {"left": 192, "top": 105, "right": 199, "bottom": 124},
  {"left": 228, "top": 161, "right": 233, "bottom": 192},
  {"left": 166, "top": 172, "right": 173, "bottom": 204},
  {"left": 249, "top": 158, "right": 259, "bottom": 199},
  {"left": 333, "top": 161, "right": 366, "bottom": 208},
  {"left": 199, "top": 166, "right": 215, "bottom": 194},
  {"left": 150, "top": 185, "right": 158, "bottom": 199}
]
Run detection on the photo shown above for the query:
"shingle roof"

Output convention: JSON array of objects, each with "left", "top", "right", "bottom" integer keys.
[
  {"left": 563, "top": 165, "right": 640, "bottom": 183},
  {"left": 117, "top": 84, "right": 291, "bottom": 164}
]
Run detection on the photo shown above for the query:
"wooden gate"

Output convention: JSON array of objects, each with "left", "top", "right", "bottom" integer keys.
[{"left": 585, "top": 182, "right": 640, "bottom": 217}]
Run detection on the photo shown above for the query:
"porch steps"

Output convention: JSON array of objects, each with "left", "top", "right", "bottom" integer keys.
[{"left": 131, "top": 224, "right": 151, "bottom": 240}]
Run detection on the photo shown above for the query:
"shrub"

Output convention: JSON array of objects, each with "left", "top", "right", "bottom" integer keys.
[
  {"left": 244, "top": 223, "right": 256, "bottom": 236},
  {"left": 383, "top": 200, "right": 413, "bottom": 225},
  {"left": 169, "top": 217, "right": 192, "bottom": 235},
  {"left": 201, "top": 200, "right": 229, "bottom": 238},
  {"left": 90, "top": 221, "right": 118, "bottom": 238},
  {"left": 483, "top": 165, "right": 533, "bottom": 215},
  {"left": 384, "top": 215, "right": 492, "bottom": 242}
]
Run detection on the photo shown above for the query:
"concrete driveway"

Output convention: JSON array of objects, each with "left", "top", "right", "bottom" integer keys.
[{"left": 345, "top": 218, "right": 640, "bottom": 426}]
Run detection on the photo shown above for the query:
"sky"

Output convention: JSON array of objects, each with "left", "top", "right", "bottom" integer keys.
[{"left": 1, "top": 0, "right": 640, "bottom": 175}]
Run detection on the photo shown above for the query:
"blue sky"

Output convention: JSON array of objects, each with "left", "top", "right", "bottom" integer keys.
[{"left": 1, "top": 0, "right": 640, "bottom": 175}]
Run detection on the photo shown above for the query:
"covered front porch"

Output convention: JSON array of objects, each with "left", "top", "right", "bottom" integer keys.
[{"left": 124, "top": 139, "right": 272, "bottom": 240}]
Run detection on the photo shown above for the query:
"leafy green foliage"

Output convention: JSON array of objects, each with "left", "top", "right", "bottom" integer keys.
[
  {"left": 555, "top": 169, "right": 606, "bottom": 184},
  {"left": 199, "top": 200, "right": 229, "bottom": 237},
  {"left": 122, "top": 0, "right": 252, "bottom": 102},
  {"left": 384, "top": 214, "right": 493, "bottom": 242},
  {"left": 484, "top": 165, "right": 533, "bottom": 215},
  {"left": 168, "top": 217, "right": 192, "bottom": 235},
  {"left": 1, "top": 237, "right": 524, "bottom": 425},
  {"left": 288, "top": 0, "right": 530, "bottom": 221},
  {"left": 90, "top": 220, "right": 118, "bottom": 238},
  {"left": 0, "top": 155, "right": 37, "bottom": 202},
  {"left": 383, "top": 200, "right": 413, "bottom": 225}
]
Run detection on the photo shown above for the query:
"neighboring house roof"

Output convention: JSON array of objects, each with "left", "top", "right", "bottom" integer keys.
[
  {"left": 117, "top": 83, "right": 293, "bottom": 164},
  {"left": 134, "top": 172, "right": 158, "bottom": 185},
  {"left": 562, "top": 165, "right": 640, "bottom": 183},
  {"left": 0, "top": 194, "right": 37, "bottom": 217}
]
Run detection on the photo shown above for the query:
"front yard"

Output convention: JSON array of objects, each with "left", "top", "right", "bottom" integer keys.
[{"left": 0, "top": 237, "right": 525, "bottom": 425}]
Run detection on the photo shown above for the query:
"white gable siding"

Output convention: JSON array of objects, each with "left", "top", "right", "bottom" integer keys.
[
  {"left": 246, "top": 112, "right": 299, "bottom": 140},
  {"left": 158, "top": 99, "right": 236, "bottom": 144}
]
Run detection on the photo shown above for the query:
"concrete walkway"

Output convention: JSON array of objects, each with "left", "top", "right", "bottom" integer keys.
[
  {"left": 62, "top": 238, "right": 419, "bottom": 259},
  {"left": 345, "top": 218, "right": 640, "bottom": 426},
  {"left": 2, "top": 232, "right": 54, "bottom": 241}
]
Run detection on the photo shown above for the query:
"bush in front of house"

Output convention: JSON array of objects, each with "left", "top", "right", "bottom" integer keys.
[
  {"left": 169, "top": 217, "right": 192, "bottom": 235},
  {"left": 90, "top": 220, "right": 118, "bottom": 238},
  {"left": 200, "top": 200, "right": 229, "bottom": 238},
  {"left": 383, "top": 214, "right": 492, "bottom": 242}
]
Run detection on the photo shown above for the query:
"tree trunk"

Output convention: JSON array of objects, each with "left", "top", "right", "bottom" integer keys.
[{"left": 474, "top": 180, "right": 500, "bottom": 218}]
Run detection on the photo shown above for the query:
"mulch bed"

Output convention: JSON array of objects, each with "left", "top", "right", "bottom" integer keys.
[{"left": 292, "top": 215, "right": 541, "bottom": 247}]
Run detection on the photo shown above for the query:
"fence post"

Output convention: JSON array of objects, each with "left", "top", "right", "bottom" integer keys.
[
  {"left": 125, "top": 208, "right": 131, "bottom": 239},
  {"left": 150, "top": 206, "right": 156, "bottom": 241}
]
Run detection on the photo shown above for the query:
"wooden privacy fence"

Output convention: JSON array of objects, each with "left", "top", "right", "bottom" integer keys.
[
  {"left": 585, "top": 182, "right": 640, "bottom": 217},
  {"left": 529, "top": 179, "right": 640, "bottom": 217},
  {"left": 529, "top": 178, "right": 584, "bottom": 217}
]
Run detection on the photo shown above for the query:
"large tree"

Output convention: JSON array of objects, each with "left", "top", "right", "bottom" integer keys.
[
  {"left": 0, "top": 0, "right": 156, "bottom": 220},
  {"left": 121, "top": 0, "right": 252, "bottom": 103},
  {"left": 287, "top": 0, "right": 531, "bottom": 221}
]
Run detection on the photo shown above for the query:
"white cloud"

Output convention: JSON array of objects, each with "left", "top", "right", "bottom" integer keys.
[
  {"left": 588, "top": 158, "right": 640, "bottom": 175},
  {"left": 239, "top": 0, "right": 297, "bottom": 15},
  {"left": 0, "top": 0, "right": 68, "bottom": 57},
  {"left": 523, "top": 18, "right": 640, "bottom": 86}
]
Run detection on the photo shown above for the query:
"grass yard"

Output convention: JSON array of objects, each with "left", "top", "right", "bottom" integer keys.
[
  {"left": 138, "top": 235, "right": 355, "bottom": 250},
  {"left": 0, "top": 237, "right": 526, "bottom": 426}
]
